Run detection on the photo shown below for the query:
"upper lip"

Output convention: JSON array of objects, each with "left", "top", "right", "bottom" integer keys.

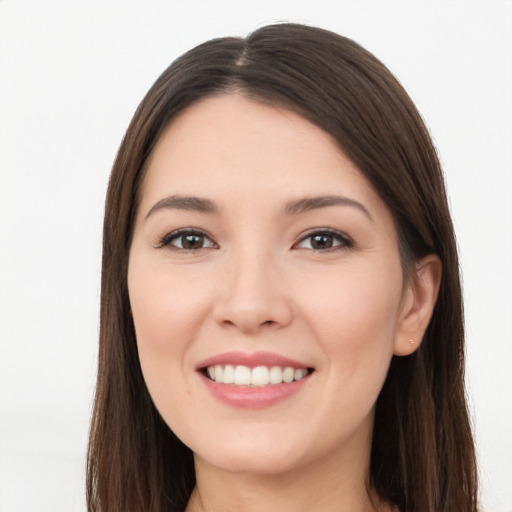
[{"left": 196, "top": 351, "right": 312, "bottom": 370}]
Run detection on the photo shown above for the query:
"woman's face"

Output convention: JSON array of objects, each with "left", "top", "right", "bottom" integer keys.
[{"left": 128, "top": 94, "right": 414, "bottom": 476}]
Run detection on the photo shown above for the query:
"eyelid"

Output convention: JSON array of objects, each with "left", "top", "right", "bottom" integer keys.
[
  {"left": 292, "top": 228, "right": 354, "bottom": 250},
  {"left": 156, "top": 228, "right": 218, "bottom": 250},
  {"left": 154, "top": 227, "right": 352, "bottom": 251}
]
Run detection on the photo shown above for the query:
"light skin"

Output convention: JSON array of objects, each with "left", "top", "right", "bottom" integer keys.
[{"left": 128, "top": 94, "right": 441, "bottom": 512}]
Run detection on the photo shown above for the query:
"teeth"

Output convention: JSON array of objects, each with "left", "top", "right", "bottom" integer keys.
[
  {"left": 269, "top": 366, "right": 283, "bottom": 384},
  {"left": 206, "top": 364, "right": 310, "bottom": 386},
  {"left": 223, "top": 364, "right": 234, "bottom": 384},
  {"left": 214, "top": 365, "right": 223, "bottom": 383},
  {"left": 283, "top": 367, "right": 294, "bottom": 383},
  {"left": 233, "top": 365, "right": 251, "bottom": 385},
  {"left": 294, "top": 368, "right": 307, "bottom": 380},
  {"left": 251, "top": 366, "right": 270, "bottom": 386}
]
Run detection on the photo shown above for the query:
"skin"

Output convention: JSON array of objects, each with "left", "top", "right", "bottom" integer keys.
[{"left": 128, "top": 94, "right": 441, "bottom": 512}]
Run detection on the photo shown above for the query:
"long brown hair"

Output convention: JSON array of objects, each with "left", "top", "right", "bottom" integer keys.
[{"left": 87, "top": 23, "right": 478, "bottom": 512}]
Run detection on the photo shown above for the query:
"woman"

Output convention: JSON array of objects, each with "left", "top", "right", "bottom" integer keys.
[{"left": 87, "top": 23, "right": 478, "bottom": 512}]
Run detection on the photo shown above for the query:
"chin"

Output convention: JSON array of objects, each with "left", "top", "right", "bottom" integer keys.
[
  {"left": 186, "top": 429, "right": 306, "bottom": 476},
  {"left": 199, "top": 448, "right": 303, "bottom": 476}
]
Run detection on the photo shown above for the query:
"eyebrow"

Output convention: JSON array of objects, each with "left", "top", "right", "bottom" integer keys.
[
  {"left": 145, "top": 194, "right": 373, "bottom": 221},
  {"left": 283, "top": 195, "right": 374, "bottom": 221},
  {"left": 145, "top": 195, "right": 219, "bottom": 219}
]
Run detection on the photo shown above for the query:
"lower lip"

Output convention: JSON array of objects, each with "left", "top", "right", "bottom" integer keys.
[{"left": 200, "top": 373, "right": 311, "bottom": 409}]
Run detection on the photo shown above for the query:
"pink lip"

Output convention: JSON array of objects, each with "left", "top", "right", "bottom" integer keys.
[
  {"left": 200, "top": 373, "right": 312, "bottom": 409},
  {"left": 196, "top": 351, "right": 311, "bottom": 370},
  {"left": 196, "top": 351, "right": 314, "bottom": 409}
]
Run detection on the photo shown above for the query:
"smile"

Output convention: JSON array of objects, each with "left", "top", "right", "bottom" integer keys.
[
  {"left": 197, "top": 351, "right": 315, "bottom": 408},
  {"left": 206, "top": 365, "right": 311, "bottom": 387}
]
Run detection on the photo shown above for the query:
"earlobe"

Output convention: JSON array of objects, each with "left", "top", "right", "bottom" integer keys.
[{"left": 394, "top": 254, "right": 442, "bottom": 356}]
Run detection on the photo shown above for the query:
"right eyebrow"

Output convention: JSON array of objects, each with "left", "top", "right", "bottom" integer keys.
[
  {"left": 283, "top": 195, "right": 374, "bottom": 222},
  {"left": 145, "top": 195, "right": 220, "bottom": 219}
]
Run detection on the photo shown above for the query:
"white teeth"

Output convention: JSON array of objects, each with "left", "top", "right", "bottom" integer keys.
[
  {"left": 223, "top": 364, "right": 234, "bottom": 384},
  {"left": 214, "top": 365, "right": 223, "bottom": 383},
  {"left": 233, "top": 365, "right": 251, "bottom": 385},
  {"left": 283, "top": 367, "right": 294, "bottom": 383},
  {"left": 269, "top": 366, "right": 283, "bottom": 384},
  {"left": 206, "top": 364, "right": 310, "bottom": 386},
  {"left": 294, "top": 368, "right": 307, "bottom": 381},
  {"left": 251, "top": 366, "right": 270, "bottom": 386}
]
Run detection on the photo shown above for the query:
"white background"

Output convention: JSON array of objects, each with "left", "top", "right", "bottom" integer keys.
[{"left": 0, "top": 1, "right": 511, "bottom": 511}]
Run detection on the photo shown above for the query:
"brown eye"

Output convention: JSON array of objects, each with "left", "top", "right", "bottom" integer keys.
[
  {"left": 295, "top": 229, "right": 353, "bottom": 251},
  {"left": 159, "top": 230, "right": 216, "bottom": 250},
  {"left": 310, "top": 234, "right": 334, "bottom": 249},
  {"left": 180, "top": 234, "right": 206, "bottom": 249}
]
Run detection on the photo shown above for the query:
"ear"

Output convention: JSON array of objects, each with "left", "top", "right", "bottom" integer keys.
[{"left": 394, "top": 254, "right": 442, "bottom": 356}]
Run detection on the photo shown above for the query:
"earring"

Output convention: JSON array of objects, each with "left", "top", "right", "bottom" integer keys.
[{"left": 409, "top": 338, "right": 415, "bottom": 345}]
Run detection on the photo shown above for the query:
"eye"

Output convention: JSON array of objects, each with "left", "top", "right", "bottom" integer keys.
[
  {"left": 294, "top": 229, "right": 353, "bottom": 251},
  {"left": 157, "top": 229, "right": 217, "bottom": 250}
]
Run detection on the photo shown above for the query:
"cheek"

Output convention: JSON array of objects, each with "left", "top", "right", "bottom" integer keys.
[
  {"left": 299, "top": 260, "right": 403, "bottom": 378},
  {"left": 302, "top": 271, "right": 401, "bottom": 440},
  {"left": 129, "top": 262, "right": 211, "bottom": 348},
  {"left": 127, "top": 262, "right": 213, "bottom": 415}
]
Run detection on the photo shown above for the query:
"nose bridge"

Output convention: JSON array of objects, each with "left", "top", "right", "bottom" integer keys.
[{"left": 214, "top": 243, "right": 291, "bottom": 332}]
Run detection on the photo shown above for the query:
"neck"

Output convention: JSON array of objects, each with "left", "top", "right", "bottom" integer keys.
[{"left": 185, "top": 437, "right": 391, "bottom": 512}]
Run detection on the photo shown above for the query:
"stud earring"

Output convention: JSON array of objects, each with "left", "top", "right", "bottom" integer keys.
[{"left": 409, "top": 338, "right": 415, "bottom": 345}]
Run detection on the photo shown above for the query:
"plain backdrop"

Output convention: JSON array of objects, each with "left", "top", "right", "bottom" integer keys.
[{"left": 0, "top": 1, "right": 511, "bottom": 511}]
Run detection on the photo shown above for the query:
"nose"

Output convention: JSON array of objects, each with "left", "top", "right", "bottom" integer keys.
[{"left": 213, "top": 249, "right": 293, "bottom": 334}]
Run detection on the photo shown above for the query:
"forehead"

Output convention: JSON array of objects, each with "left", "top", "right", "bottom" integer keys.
[{"left": 139, "top": 94, "right": 388, "bottom": 220}]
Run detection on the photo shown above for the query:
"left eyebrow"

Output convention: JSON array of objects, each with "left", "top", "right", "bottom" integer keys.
[
  {"left": 145, "top": 194, "right": 220, "bottom": 220},
  {"left": 283, "top": 195, "right": 374, "bottom": 222}
]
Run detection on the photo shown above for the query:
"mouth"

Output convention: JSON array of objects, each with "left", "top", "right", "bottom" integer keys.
[
  {"left": 196, "top": 351, "right": 315, "bottom": 407},
  {"left": 201, "top": 364, "right": 314, "bottom": 387}
]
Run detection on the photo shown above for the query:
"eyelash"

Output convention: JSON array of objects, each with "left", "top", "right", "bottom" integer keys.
[
  {"left": 156, "top": 229, "right": 217, "bottom": 251},
  {"left": 293, "top": 228, "right": 354, "bottom": 252},
  {"left": 156, "top": 228, "right": 354, "bottom": 252}
]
